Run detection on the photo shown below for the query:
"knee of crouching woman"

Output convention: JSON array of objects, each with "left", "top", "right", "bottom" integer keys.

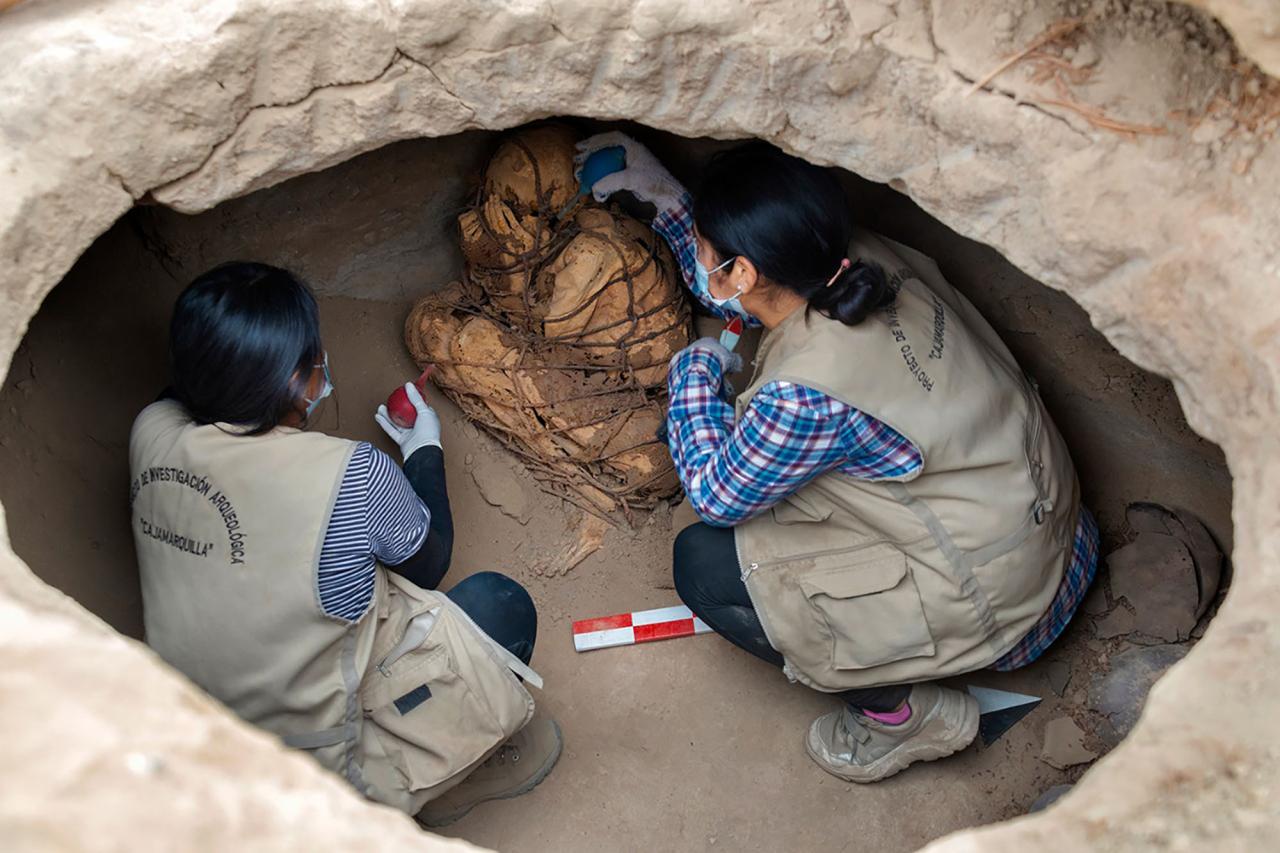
[{"left": 672, "top": 523, "right": 713, "bottom": 609}]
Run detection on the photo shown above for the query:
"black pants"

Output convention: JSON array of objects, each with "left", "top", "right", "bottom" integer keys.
[
  {"left": 444, "top": 571, "right": 537, "bottom": 665},
  {"left": 673, "top": 522, "right": 910, "bottom": 713},
  {"left": 393, "top": 446, "right": 536, "bottom": 664}
]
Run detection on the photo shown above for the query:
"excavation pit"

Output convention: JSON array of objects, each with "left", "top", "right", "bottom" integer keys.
[
  {"left": 0, "top": 123, "right": 1235, "bottom": 849},
  {"left": 2, "top": 0, "right": 1278, "bottom": 849}
]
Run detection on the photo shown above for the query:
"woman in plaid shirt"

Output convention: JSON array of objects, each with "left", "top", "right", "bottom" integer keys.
[{"left": 578, "top": 133, "right": 1099, "bottom": 783}]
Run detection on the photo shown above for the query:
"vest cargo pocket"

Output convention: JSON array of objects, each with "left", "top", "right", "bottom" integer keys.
[
  {"left": 798, "top": 549, "right": 936, "bottom": 670},
  {"left": 770, "top": 492, "right": 832, "bottom": 525},
  {"left": 362, "top": 640, "right": 507, "bottom": 794}
]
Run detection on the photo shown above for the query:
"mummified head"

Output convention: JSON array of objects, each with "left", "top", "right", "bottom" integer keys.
[
  {"left": 168, "top": 262, "right": 326, "bottom": 433},
  {"left": 692, "top": 142, "right": 894, "bottom": 326}
]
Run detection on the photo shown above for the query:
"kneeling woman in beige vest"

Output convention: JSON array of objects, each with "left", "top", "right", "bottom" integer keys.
[
  {"left": 581, "top": 136, "right": 1100, "bottom": 783},
  {"left": 129, "top": 263, "right": 560, "bottom": 825}
]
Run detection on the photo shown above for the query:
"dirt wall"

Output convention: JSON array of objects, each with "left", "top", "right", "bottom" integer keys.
[
  {"left": 3, "top": 123, "right": 1231, "bottom": 643},
  {"left": 141, "top": 132, "right": 493, "bottom": 302}
]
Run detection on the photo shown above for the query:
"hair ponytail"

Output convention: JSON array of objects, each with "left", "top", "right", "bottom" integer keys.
[
  {"left": 806, "top": 259, "right": 893, "bottom": 326},
  {"left": 693, "top": 143, "right": 896, "bottom": 328}
]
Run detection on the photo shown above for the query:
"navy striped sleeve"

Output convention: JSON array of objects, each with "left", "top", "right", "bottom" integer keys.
[{"left": 317, "top": 442, "right": 430, "bottom": 621}]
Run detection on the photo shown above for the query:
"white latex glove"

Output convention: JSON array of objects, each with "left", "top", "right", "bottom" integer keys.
[
  {"left": 574, "top": 131, "right": 687, "bottom": 213},
  {"left": 375, "top": 382, "right": 442, "bottom": 461},
  {"left": 672, "top": 337, "right": 744, "bottom": 379}
]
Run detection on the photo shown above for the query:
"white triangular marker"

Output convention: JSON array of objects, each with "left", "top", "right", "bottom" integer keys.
[
  {"left": 968, "top": 685, "right": 1040, "bottom": 714},
  {"left": 967, "top": 685, "right": 1042, "bottom": 745}
]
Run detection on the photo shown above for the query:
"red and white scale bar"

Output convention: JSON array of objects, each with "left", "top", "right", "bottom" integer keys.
[{"left": 572, "top": 605, "right": 712, "bottom": 652}]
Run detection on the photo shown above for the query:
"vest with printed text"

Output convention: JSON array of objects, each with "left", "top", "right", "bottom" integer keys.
[
  {"left": 734, "top": 230, "right": 1080, "bottom": 691},
  {"left": 130, "top": 401, "right": 533, "bottom": 814}
]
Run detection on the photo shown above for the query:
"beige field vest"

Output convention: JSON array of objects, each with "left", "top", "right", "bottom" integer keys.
[
  {"left": 735, "top": 230, "right": 1080, "bottom": 691},
  {"left": 130, "top": 401, "right": 534, "bottom": 815}
]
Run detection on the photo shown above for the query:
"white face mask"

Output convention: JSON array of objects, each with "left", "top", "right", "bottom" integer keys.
[
  {"left": 694, "top": 255, "right": 749, "bottom": 319},
  {"left": 303, "top": 352, "right": 333, "bottom": 419}
]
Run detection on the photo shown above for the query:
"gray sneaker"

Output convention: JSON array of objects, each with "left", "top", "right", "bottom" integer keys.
[
  {"left": 418, "top": 715, "right": 563, "bottom": 827},
  {"left": 805, "top": 683, "right": 979, "bottom": 783}
]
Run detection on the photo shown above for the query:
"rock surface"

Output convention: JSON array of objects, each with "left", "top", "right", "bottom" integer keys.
[
  {"left": 1094, "top": 606, "right": 1137, "bottom": 640},
  {"left": 1029, "top": 783, "right": 1075, "bottom": 813},
  {"left": 1041, "top": 717, "right": 1097, "bottom": 770},
  {"left": 1090, "top": 643, "right": 1192, "bottom": 747},
  {"left": 0, "top": 0, "right": 1277, "bottom": 850},
  {"left": 1107, "top": 534, "right": 1200, "bottom": 642},
  {"left": 1187, "top": 0, "right": 1280, "bottom": 76},
  {"left": 1046, "top": 660, "right": 1072, "bottom": 697},
  {"left": 470, "top": 453, "right": 533, "bottom": 525},
  {"left": 0, "top": 559, "right": 475, "bottom": 852},
  {"left": 1080, "top": 581, "right": 1110, "bottom": 616},
  {"left": 1126, "top": 503, "right": 1226, "bottom": 619}
]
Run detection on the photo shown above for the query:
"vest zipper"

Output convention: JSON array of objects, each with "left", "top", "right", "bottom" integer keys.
[
  {"left": 1022, "top": 386, "right": 1054, "bottom": 524},
  {"left": 735, "top": 535, "right": 794, "bottom": 682},
  {"left": 376, "top": 609, "right": 438, "bottom": 676},
  {"left": 743, "top": 535, "right": 905, "bottom": 574}
]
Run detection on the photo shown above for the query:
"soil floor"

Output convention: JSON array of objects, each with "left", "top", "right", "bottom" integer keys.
[
  {"left": 0, "top": 190, "right": 1233, "bottom": 850},
  {"left": 317, "top": 298, "right": 1095, "bottom": 852},
  {"left": 0, "top": 293, "right": 1111, "bottom": 852}
]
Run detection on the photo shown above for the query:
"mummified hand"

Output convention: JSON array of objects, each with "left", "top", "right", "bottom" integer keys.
[{"left": 575, "top": 132, "right": 687, "bottom": 214}]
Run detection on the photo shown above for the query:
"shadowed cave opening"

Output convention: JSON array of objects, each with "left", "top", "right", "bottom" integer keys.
[{"left": 0, "top": 119, "right": 1234, "bottom": 848}]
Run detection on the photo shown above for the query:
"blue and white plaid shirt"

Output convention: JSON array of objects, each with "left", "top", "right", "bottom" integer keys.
[{"left": 653, "top": 193, "right": 1098, "bottom": 670}]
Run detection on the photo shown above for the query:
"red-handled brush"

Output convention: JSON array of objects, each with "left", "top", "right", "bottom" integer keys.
[
  {"left": 719, "top": 315, "right": 744, "bottom": 351},
  {"left": 385, "top": 366, "right": 436, "bottom": 428}
]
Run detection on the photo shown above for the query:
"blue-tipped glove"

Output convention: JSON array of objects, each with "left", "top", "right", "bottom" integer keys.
[{"left": 574, "top": 131, "right": 687, "bottom": 213}]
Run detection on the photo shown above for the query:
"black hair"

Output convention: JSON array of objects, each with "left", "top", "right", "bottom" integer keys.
[
  {"left": 168, "top": 262, "right": 323, "bottom": 434},
  {"left": 692, "top": 142, "right": 893, "bottom": 326}
]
